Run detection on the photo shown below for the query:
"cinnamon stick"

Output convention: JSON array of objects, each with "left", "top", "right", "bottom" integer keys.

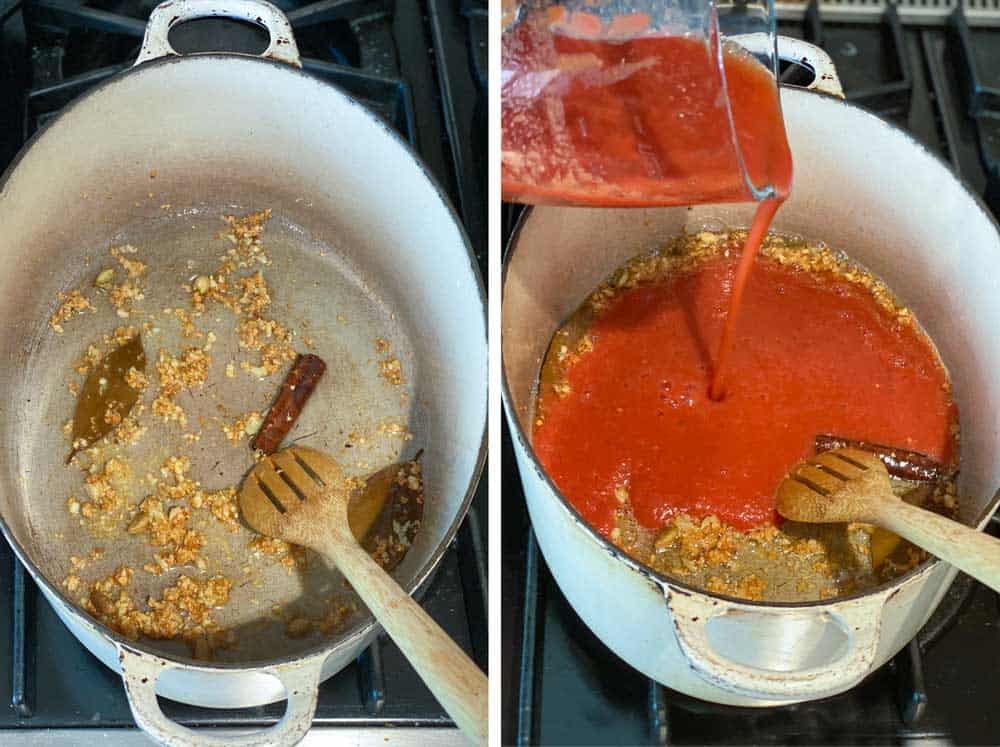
[
  {"left": 251, "top": 353, "right": 326, "bottom": 455},
  {"left": 814, "top": 434, "right": 948, "bottom": 483}
]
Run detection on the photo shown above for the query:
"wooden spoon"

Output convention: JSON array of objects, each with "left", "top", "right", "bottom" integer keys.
[
  {"left": 239, "top": 445, "right": 487, "bottom": 745},
  {"left": 777, "top": 447, "right": 1000, "bottom": 593}
]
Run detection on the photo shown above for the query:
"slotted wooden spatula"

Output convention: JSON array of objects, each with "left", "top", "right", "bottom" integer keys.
[
  {"left": 240, "top": 445, "right": 488, "bottom": 745},
  {"left": 777, "top": 447, "right": 1000, "bottom": 592}
]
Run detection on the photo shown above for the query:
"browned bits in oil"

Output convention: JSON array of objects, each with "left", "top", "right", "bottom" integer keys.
[
  {"left": 124, "top": 367, "right": 148, "bottom": 392},
  {"left": 248, "top": 536, "right": 308, "bottom": 574},
  {"left": 237, "top": 312, "right": 296, "bottom": 377},
  {"left": 222, "top": 411, "right": 263, "bottom": 444},
  {"left": 110, "top": 245, "right": 147, "bottom": 279},
  {"left": 73, "top": 457, "right": 130, "bottom": 534},
  {"left": 151, "top": 347, "right": 210, "bottom": 426},
  {"left": 85, "top": 571, "right": 233, "bottom": 653},
  {"left": 129, "top": 496, "right": 203, "bottom": 575},
  {"left": 168, "top": 307, "right": 203, "bottom": 339},
  {"left": 377, "top": 420, "right": 413, "bottom": 441},
  {"left": 103, "top": 246, "right": 147, "bottom": 319},
  {"left": 223, "top": 208, "right": 272, "bottom": 267},
  {"left": 49, "top": 290, "right": 94, "bottom": 333},
  {"left": 378, "top": 357, "right": 404, "bottom": 386},
  {"left": 705, "top": 574, "right": 766, "bottom": 601},
  {"left": 205, "top": 487, "right": 240, "bottom": 532}
]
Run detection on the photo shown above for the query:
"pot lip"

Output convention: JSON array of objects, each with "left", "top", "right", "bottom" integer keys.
[
  {"left": 501, "top": 88, "right": 1000, "bottom": 611},
  {"left": 0, "top": 51, "right": 488, "bottom": 672}
]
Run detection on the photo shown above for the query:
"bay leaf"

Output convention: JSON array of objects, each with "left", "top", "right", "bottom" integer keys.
[
  {"left": 349, "top": 450, "right": 424, "bottom": 572},
  {"left": 67, "top": 335, "right": 146, "bottom": 463}
]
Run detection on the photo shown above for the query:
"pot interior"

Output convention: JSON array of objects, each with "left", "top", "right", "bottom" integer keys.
[
  {"left": 504, "top": 88, "right": 1000, "bottom": 553},
  {"left": 0, "top": 56, "right": 486, "bottom": 665}
]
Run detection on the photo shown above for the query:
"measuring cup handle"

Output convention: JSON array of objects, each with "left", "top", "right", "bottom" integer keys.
[
  {"left": 119, "top": 644, "right": 325, "bottom": 746},
  {"left": 135, "top": 0, "right": 301, "bottom": 68}
]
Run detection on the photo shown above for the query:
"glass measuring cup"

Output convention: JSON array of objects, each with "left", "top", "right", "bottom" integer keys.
[{"left": 501, "top": 0, "right": 792, "bottom": 207}]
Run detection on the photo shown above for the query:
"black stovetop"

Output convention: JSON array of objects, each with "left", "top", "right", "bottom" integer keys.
[
  {"left": 503, "top": 4, "right": 1000, "bottom": 745},
  {"left": 0, "top": 0, "right": 487, "bottom": 736}
]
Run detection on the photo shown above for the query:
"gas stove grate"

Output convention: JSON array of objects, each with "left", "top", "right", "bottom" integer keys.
[
  {"left": 18, "top": 0, "right": 415, "bottom": 140},
  {"left": 777, "top": 0, "right": 1000, "bottom": 26}
]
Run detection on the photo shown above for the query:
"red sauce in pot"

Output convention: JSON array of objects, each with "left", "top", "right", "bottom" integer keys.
[{"left": 533, "top": 255, "right": 957, "bottom": 535}]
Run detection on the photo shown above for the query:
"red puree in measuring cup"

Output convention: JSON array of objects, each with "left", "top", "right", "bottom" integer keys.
[
  {"left": 501, "top": 16, "right": 792, "bottom": 207},
  {"left": 502, "top": 15, "right": 793, "bottom": 396}
]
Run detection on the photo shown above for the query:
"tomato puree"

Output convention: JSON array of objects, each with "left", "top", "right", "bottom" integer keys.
[
  {"left": 502, "top": 19, "right": 797, "bottom": 402},
  {"left": 533, "top": 254, "right": 957, "bottom": 536},
  {"left": 502, "top": 22, "right": 792, "bottom": 207}
]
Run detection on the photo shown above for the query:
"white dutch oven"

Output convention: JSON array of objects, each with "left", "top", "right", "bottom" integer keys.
[
  {"left": 0, "top": 1, "right": 487, "bottom": 744},
  {"left": 503, "top": 50, "right": 1000, "bottom": 706}
]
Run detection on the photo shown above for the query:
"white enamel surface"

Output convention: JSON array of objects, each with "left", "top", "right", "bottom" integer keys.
[
  {"left": 0, "top": 52, "right": 485, "bottom": 719},
  {"left": 504, "top": 88, "right": 1000, "bottom": 704}
]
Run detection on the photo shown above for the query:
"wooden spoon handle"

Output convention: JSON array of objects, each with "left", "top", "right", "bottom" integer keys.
[
  {"left": 317, "top": 528, "right": 488, "bottom": 745},
  {"left": 872, "top": 495, "right": 1000, "bottom": 593}
]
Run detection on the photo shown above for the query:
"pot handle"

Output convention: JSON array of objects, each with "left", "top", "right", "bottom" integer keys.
[
  {"left": 666, "top": 589, "right": 882, "bottom": 701},
  {"left": 135, "top": 0, "right": 301, "bottom": 68},
  {"left": 734, "top": 35, "right": 844, "bottom": 99},
  {"left": 777, "top": 37, "right": 844, "bottom": 99},
  {"left": 118, "top": 644, "right": 325, "bottom": 746}
]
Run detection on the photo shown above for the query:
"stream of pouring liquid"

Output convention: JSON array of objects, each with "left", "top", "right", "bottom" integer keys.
[
  {"left": 709, "top": 198, "right": 784, "bottom": 400},
  {"left": 502, "top": 20, "right": 795, "bottom": 398}
]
